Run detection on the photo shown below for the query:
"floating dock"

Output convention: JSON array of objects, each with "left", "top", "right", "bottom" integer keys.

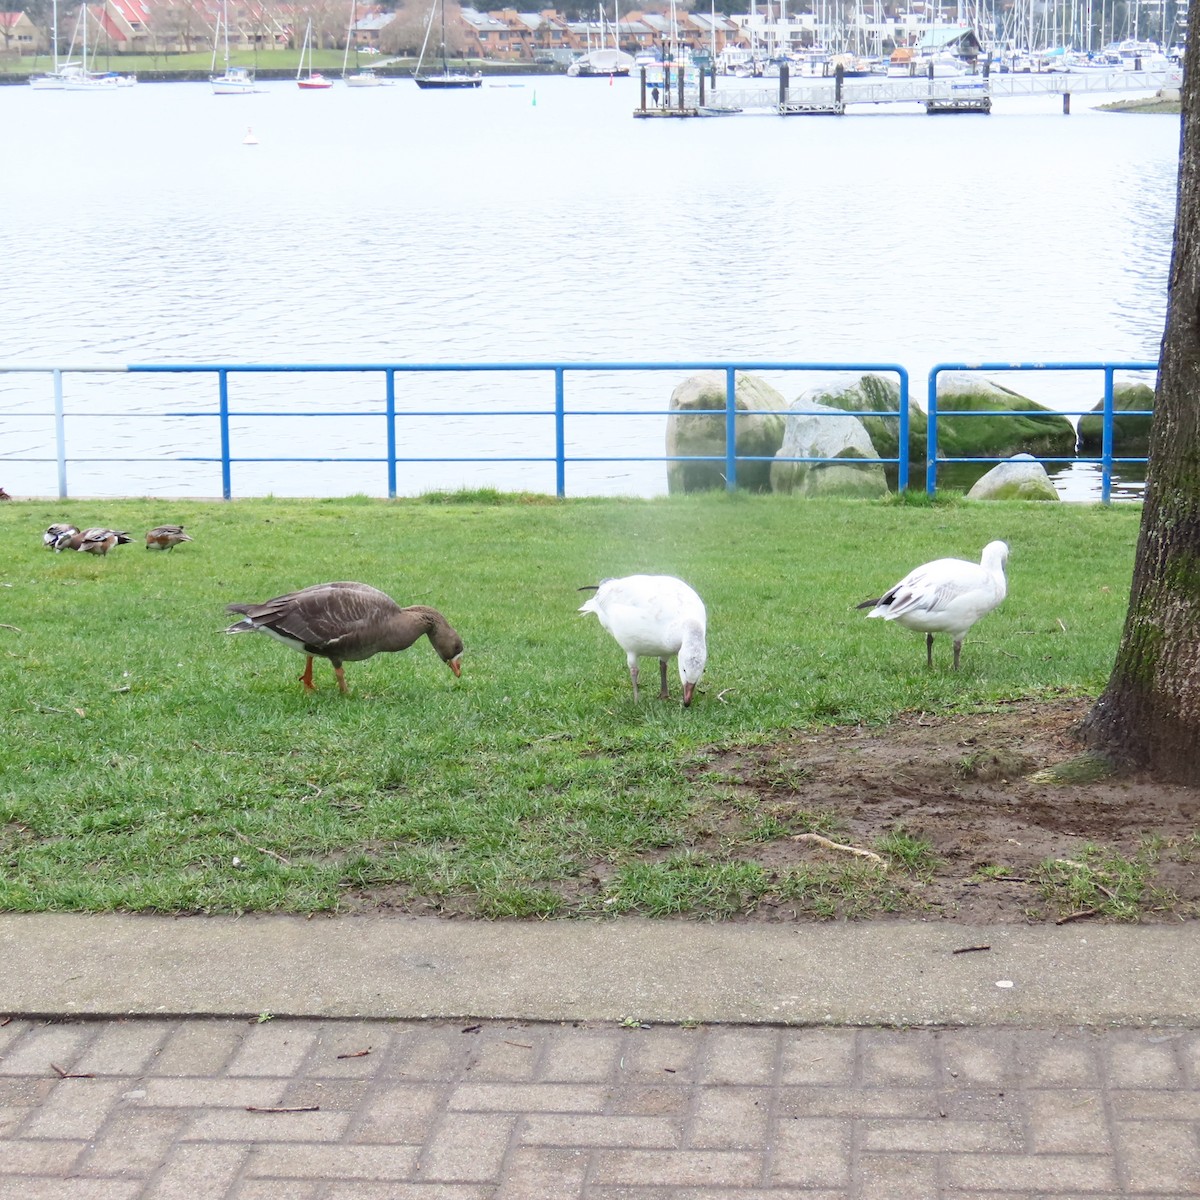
[{"left": 634, "top": 63, "right": 1182, "bottom": 118}]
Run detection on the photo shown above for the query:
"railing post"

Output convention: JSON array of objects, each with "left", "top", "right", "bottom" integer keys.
[
  {"left": 385, "top": 369, "right": 397, "bottom": 499},
  {"left": 555, "top": 367, "right": 566, "bottom": 498},
  {"left": 1101, "top": 366, "right": 1114, "bottom": 505},
  {"left": 53, "top": 368, "right": 67, "bottom": 499},
  {"left": 724, "top": 367, "right": 737, "bottom": 491},
  {"left": 217, "top": 369, "right": 232, "bottom": 500},
  {"left": 926, "top": 368, "right": 939, "bottom": 496},
  {"left": 897, "top": 367, "right": 909, "bottom": 492}
]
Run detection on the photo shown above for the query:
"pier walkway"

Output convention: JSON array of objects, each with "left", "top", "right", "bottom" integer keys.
[{"left": 639, "top": 65, "right": 1181, "bottom": 116}]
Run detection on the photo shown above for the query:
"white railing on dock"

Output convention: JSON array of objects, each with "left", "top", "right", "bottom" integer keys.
[{"left": 695, "top": 66, "right": 1180, "bottom": 113}]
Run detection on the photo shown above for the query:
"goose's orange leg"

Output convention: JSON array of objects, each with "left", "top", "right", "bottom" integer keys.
[
  {"left": 334, "top": 665, "right": 349, "bottom": 695},
  {"left": 299, "top": 656, "right": 316, "bottom": 690}
]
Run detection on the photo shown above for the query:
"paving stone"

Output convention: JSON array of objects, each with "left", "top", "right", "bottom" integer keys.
[
  {"left": 1018, "top": 1031, "right": 1102, "bottom": 1087},
  {"left": 607, "top": 1084, "right": 692, "bottom": 1117},
  {"left": 537, "top": 1028, "right": 624, "bottom": 1082},
  {"left": 859, "top": 1029, "right": 942, "bottom": 1086},
  {"left": 1113, "top": 1119, "right": 1200, "bottom": 1192},
  {"left": 247, "top": 1142, "right": 422, "bottom": 1180},
  {"left": 686, "top": 1085, "right": 770, "bottom": 1148},
  {"left": 778, "top": 1028, "right": 857, "bottom": 1085},
  {"left": 142, "top": 1143, "right": 248, "bottom": 1200},
  {"left": 72, "top": 1021, "right": 172, "bottom": 1076},
  {"left": 149, "top": 1022, "right": 245, "bottom": 1077},
  {"left": 76, "top": 1109, "right": 189, "bottom": 1177},
  {"left": 302, "top": 1023, "right": 399, "bottom": 1078},
  {"left": 448, "top": 1082, "right": 608, "bottom": 1113},
  {"left": 859, "top": 1115, "right": 1023, "bottom": 1152},
  {"left": 350, "top": 1082, "right": 447, "bottom": 1144},
  {"left": 140, "top": 1078, "right": 289, "bottom": 1109},
  {"left": 20, "top": 1079, "right": 127, "bottom": 1140},
  {"left": 1104, "top": 1033, "right": 1186, "bottom": 1087},
  {"left": 0, "top": 1182, "right": 142, "bottom": 1200},
  {"left": 0, "top": 1024, "right": 96, "bottom": 1076},
  {"left": 495, "top": 1146, "right": 588, "bottom": 1199},
  {"left": 0, "top": 1137, "right": 86, "bottom": 1174},
  {"left": 614, "top": 1027, "right": 703, "bottom": 1083},
  {"left": 224, "top": 1022, "right": 319, "bottom": 1077},
  {"left": 768, "top": 1116, "right": 851, "bottom": 1188},
  {"left": 520, "top": 1112, "right": 679, "bottom": 1148},
  {"left": 183, "top": 1107, "right": 352, "bottom": 1142},
  {"left": 698, "top": 1028, "right": 780, "bottom": 1086},
  {"left": 854, "top": 1152, "right": 941, "bottom": 1199},
  {"left": 418, "top": 1111, "right": 516, "bottom": 1182},
  {"left": 942, "top": 1151, "right": 1117, "bottom": 1191},
  {"left": 590, "top": 1148, "right": 765, "bottom": 1187},
  {"left": 940, "top": 1029, "right": 1023, "bottom": 1086},
  {"left": 1024, "top": 1088, "right": 1109, "bottom": 1153}
]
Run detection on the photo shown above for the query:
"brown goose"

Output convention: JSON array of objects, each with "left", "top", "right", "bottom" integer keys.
[
  {"left": 146, "top": 525, "right": 193, "bottom": 551},
  {"left": 224, "top": 581, "right": 464, "bottom": 694}
]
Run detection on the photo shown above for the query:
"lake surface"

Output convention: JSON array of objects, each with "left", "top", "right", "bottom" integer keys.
[{"left": 0, "top": 75, "right": 1180, "bottom": 499}]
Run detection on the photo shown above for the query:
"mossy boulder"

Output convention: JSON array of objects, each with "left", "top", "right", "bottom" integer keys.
[
  {"left": 666, "top": 372, "right": 786, "bottom": 493},
  {"left": 934, "top": 374, "right": 1076, "bottom": 459},
  {"left": 798, "top": 373, "right": 928, "bottom": 486},
  {"left": 1076, "top": 383, "right": 1155, "bottom": 454},
  {"left": 966, "top": 454, "right": 1060, "bottom": 501},
  {"left": 770, "top": 400, "right": 889, "bottom": 498}
]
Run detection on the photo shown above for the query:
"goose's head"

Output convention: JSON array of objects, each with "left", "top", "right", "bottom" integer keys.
[
  {"left": 679, "top": 624, "right": 707, "bottom": 707},
  {"left": 982, "top": 541, "right": 1009, "bottom": 575}
]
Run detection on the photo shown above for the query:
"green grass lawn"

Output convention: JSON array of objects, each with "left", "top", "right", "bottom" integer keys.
[{"left": 0, "top": 493, "right": 1139, "bottom": 917}]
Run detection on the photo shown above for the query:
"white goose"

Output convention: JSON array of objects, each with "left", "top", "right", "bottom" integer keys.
[
  {"left": 858, "top": 541, "right": 1009, "bottom": 670},
  {"left": 579, "top": 574, "right": 707, "bottom": 706}
]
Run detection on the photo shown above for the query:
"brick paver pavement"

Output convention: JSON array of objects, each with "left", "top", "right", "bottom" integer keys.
[{"left": 1, "top": 1016, "right": 1198, "bottom": 1198}]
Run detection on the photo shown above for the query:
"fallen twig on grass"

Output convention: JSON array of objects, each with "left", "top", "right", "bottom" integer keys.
[
  {"left": 791, "top": 833, "right": 885, "bottom": 865},
  {"left": 1056, "top": 908, "right": 1100, "bottom": 925},
  {"left": 0, "top": 624, "right": 22, "bottom": 633}
]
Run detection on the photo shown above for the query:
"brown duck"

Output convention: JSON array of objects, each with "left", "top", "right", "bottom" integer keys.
[
  {"left": 224, "top": 581, "right": 464, "bottom": 694},
  {"left": 66, "top": 528, "right": 133, "bottom": 556},
  {"left": 146, "top": 525, "right": 193, "bottom": 551}
]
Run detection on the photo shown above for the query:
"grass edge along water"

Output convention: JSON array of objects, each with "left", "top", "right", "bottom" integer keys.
[{"left": 0, "top": 492, "right": 1140, "bottom": 918}]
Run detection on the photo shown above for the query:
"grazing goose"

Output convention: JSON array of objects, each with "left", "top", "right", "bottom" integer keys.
[
  {"left": 145, "top": 525, "right": 193, "bottom": 551},
  {"left": 224, "top": 581, "right": 464, "bottom": 694},
  {"left": 72, "top": 528, "right": 133, "bottom": 556},
  {"left": 858, "top": 540, "right": 1009, "bottom": 670},
  {"left": 44, "top": 524, "right": 78, "bottom": 550},
  {"left": 579, "top": 574, "right": 707, "bottom": 706}
]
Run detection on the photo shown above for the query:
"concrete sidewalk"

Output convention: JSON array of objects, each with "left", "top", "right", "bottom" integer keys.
[
  {"left": 3, "top": 913, "right": 1199, "bottom": 1026},
  {"left": 2, "top": 914, "right": 1199, "bottom": 1198}
]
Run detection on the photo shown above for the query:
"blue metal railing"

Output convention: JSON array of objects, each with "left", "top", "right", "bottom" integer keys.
[
  {"left": 0, "top": 360, "right": 911, "bottom": 500},
  {"left": 1, "top": 358, "right": 1155, "bottom": 502},
  {"left": 927, "top": 361, "right": 1155, "bottom": 502}
]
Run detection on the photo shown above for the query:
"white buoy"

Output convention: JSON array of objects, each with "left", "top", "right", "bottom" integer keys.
[{"left": 242, "top": 127, "right": 259, "bottom": 145}]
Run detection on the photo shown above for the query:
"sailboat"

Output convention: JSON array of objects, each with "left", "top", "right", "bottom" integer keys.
[
  {"left": 210, "top": 0, "right": 255, "bottom": 94},
  {"left": 342, "top": 0, "right": 387, "bottom": 86},
  {"left": 29, "top": 0, "right": 69, "bottom": 88},
  {"left": 56, "top": 3, "right": 135, "bottom": 89},
  {"left": 566, "top": 3, "right": 634, "bottom": 76},
  {"left": 296, "top": 17, "right": 334, "bottom": 88},
  {"left": 413, "top": 0, "right": 481, "bottom": 88}
]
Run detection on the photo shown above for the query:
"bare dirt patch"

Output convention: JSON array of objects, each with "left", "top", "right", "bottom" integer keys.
[{"left": 705, "top": 696, "right": 1200, "bottom": 923}]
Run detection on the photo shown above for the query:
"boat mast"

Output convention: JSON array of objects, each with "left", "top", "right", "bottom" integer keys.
[{"left": 440, "top": 0, "right": 448, "bottom": 73}]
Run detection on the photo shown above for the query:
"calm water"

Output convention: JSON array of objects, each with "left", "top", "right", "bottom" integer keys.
[{"left": 0, "top": 76, "right": 1180, "bottom": 499}]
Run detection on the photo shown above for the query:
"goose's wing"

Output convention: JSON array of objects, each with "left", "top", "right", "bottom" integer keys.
[
  {"left": 228, "top": 583, "right": 394, "bottom": 652},
  {"left": 876, "top": 558, "right": 984, "bottom": 619}
]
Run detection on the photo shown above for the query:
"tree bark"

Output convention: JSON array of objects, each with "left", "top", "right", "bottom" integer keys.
[{"left": 1079, "top": 10, "right": 1200, "bottom": 784}]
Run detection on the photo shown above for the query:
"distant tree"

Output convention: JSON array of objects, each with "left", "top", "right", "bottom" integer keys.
[{"left": 1079, "top": 6, "right": 1200, "bottom": 785}]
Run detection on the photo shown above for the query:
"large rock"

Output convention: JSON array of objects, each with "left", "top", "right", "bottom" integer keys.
[
  {"left": 666, "top": 372, "right": 786, "bottom": 493},
  {"left": 798, "top": 373, "right": 928, "bottom": 486},
  {"left": 1076, "top": 383, "right": 1155, "bottom": 454},
  {"left": 934, "top": 374, "right": 1076, "bottom": 459},
  {"left": 770, "top": 399, "right": 889, "bottom": 498},
  {"left": 966, "top": 453, "right": 1060, "bottom": 501}
]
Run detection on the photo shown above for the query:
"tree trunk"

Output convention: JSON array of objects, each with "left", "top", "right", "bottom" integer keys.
[{"left": 1079, "top": 11, "right": 1200, "bottom": 784}]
